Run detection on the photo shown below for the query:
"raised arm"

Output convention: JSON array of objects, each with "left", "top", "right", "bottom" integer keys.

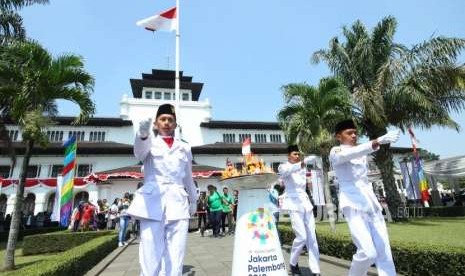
[
  {"left": 329, "top": 141, "right": 378, "bottom": 166},
  {"left": 133, "top": 119, "right": 152, "bottom": 161},
  {"left": 278, "top": 161, "right": 303, "bottom": 177}
]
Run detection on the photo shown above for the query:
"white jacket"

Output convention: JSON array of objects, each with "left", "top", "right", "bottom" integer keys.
[
  {"left": 329, "top": 142, "right": 382, "bottom": 214},
  {"left": 278, "top": 161, "right": 313, "bottom": 212},
  {"left": 127, "top": 134, "right": 198, "bottom": 221}
]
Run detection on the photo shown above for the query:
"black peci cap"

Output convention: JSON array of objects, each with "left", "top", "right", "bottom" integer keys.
[
  {"left": 334, "top": 119, "right": 357, "bottom": 134},
  {"left": 287, "top": 144, "right": 300, "bottom": 153},
  {"left": 156, "top": 104, "right": 176, "bottom": 120}
]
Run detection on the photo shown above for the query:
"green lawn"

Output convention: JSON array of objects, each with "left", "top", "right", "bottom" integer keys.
[
  {"left": 313, "top": 217, "right": 465, "bottom": 249},
  {"left": 0, "top": 242, "right": 60, "bottom": 275}
]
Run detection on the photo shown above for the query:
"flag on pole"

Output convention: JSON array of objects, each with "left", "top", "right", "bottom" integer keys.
[
  {"left": 242, "top": 137, "right": 251, "bottom": 155},
  {"left": 60, "top": 136, "right": 77, "bottom": 227},
  {"left": 408, "top": 127, "right": 430, "bottom": 206},
  {"left": 136, "top": 7, "right": 177, "bottom": 32}
]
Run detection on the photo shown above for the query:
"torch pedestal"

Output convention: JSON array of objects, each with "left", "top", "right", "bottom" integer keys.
[{"left": 221, "top": 173, "right": 287, "bottom": 276}]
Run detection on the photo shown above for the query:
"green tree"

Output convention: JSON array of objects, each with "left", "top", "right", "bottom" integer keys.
[
  {"left": 278, "top": 77, "right": 351, "bottom": 229},
  {"left": 0, "top": 0, "right": 49, "bottom": 43},
  {"left": 312, "top": 16, "right": 465, "bottom": 218},
  {"left": 0, "top": 40, "right": 95, "bottom": 270},
  {"left": 0, "top": 0, "right": 49, "bottom": 175}
]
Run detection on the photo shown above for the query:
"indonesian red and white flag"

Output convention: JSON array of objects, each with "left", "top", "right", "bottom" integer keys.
[
  {"left": 136, "top": 7, "right": 177, "bottom": 32},
  {"left": 241, "top": 137, "right": 251, "bottom": 155}
]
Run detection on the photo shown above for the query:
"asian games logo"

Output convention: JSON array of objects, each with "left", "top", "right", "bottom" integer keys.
[{"left": 247, "top": 208, "right": 274, "bottom": 245}]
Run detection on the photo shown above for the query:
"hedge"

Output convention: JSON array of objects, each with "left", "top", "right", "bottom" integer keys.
[
  {"left": 22, "top": 230, "right": 114, "bottom": 255},
  {"left": 0, "top": 226, "right": 65, "bottom": 242},
  {"left": 8, "top": 234, "right": 118, "bottom": 276},
  {"left": 278, "top": 225, "right": 465, "bottom": 276},
  {"left": 423, "top": 206, "right": 465, "bottom": 217}
]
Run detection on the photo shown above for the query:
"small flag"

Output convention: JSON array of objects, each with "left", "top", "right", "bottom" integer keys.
[
  {"left": 137, "top": 7, "right": 177, "bottom": 32},
  {"left": 242, "top": 137, "right": 251, "bottom": 155}
]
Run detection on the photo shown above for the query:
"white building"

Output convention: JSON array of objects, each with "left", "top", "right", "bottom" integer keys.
[{"left": 0, "top": 69, "right": 412, "bottom": 216}]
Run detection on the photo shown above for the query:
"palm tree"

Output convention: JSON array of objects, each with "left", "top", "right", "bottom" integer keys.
[
  {"left": 278, "top": 77, "right": 351, "bottom": 229},
  {"left": 0, "top": 40, "right": 95, "bottom": 270},
  {"left": 0, "top": 0, "right": 50, "bottom": 184},
  {"left": 312, "top": 16, "right": 465, "bottom": 218},
  {"left": 0, "top": 0, "right": 49, "bottom": 43}
]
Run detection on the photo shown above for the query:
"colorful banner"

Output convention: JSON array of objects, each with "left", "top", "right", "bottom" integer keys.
[
  {"left": 413, "top": 158, "right": 430, "bottom": 205},
  {"left": 60, "top": 136, "right": 77, "bottom": 226},
  {"left": 408, "top": 127, "right": 430, "bottom": 206}
]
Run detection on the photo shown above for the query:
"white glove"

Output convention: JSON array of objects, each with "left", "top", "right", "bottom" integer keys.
[
  {"left": 377, "top": 130, "right": 401, "bottom": 145},
  {"left": 138, "top": 119, "right": 152, "bottom": 138},
  {"left": 304, "top": 156, "right": 317, "bottom": 164},
  {"left": 189, "top": 203, "right": 197, "bottom": 217}
]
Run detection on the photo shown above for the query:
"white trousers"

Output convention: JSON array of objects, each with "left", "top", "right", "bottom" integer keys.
[
  {"left": 343, "top": 208, "right": 396, "bottom": 276},
  {"left": 139, "top": 219, "right": 189, "bottom": 276},
  {"left": 289, "top": 210, "right": 320, "bottom": 274}
]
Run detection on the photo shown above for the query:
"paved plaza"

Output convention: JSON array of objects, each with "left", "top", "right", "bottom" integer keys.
[{"left": 88, "top": 231, "right": 383, "bottom": 276}]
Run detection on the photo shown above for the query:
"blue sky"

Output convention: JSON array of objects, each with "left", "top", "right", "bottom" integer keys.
[{"left": 21, "top": 0, "right": 465, "bottom": 158}]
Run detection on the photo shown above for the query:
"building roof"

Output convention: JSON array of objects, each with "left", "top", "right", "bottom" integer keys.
[
  {"left": 200, "top": 120, "right": 281, "bottom": 130},
  {"left": 192, "top": 143, "right": 288, "bottom": 155},
  {"left": 3, "top": 116, "right": 132, "bottom": 127},
  {"left": 130, "top": 69, "right": 204, "bottom": 101},
  {"left": 2, "top": 142, "right": 134, "bottom": 155}
]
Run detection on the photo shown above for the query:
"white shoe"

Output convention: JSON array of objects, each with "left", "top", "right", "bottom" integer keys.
[
  {"left": 123, "top": 242, "right": 128, "bottom": 246},
  {"left": 118, "top": 242, "right": 124, "bottom": 247}
]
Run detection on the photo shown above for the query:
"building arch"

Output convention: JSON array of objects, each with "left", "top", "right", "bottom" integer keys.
[
  {"left": 46, "top": 192, "right": 56, "bottom": 213},
  {"left": 0, "top": 194, "right": 7, "bottom": 215},
  {"left": 22, "top": 193, "right": 36, "bottom": 215},
  {"left": 74, "top": 191, "right": 89, "bottom": 208}
]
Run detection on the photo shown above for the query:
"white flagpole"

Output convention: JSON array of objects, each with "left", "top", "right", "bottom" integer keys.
[{"left": 175, "top": 0, "right": 182, "bottom": 138}]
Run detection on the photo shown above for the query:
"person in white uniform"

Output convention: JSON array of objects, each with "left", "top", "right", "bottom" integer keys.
[
  {"left": 329, "top": 119, "right": 399, "bottom": 276},
  {"left": 127, "top": 104, "right": 198, "bottom": 276},
  {"left": 278, "top": 145, "right": 320, "bottom": 276}
]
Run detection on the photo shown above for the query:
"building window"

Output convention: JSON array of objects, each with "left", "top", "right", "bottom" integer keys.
[
  {"left": 270, "top": 134, "right": 282, "bottom": 143},
  {"left": 163, "top": 92, "right": 172, "bottom": 100},
  {"left": 239, "top": 134, "right": 251, "bottom": 143},
  {"left": 8, "top": 130, "right": 19, "bottom": 141},
  {"left": 77, "top": 164, "right": 92, "bottom": 177},
  {"left": 46, "top": 130, "right": 64, "bottom": 142},
  {"left": 154, "top": 91, "right": 162, "bottom": 99},
  {"left": 255, "top": 134, "right": 267, "bottom": 143},
  {"left": 68, "top": 131, "right": 85, "bottom": 141},
  {"left": 182, "top": 92, "right": 189, "bottom": 101},
  {"left": 89, "top": 131, "right": 106, "bottom": 142},
  {"left": 0, "top": 166, "right": 11, "bottom": 178},
  {"left": 26, "top": 165, "right": 39, "bottom": 178},
  {"left": 222, "top": 133, "right": 236, "bottom": 143},
  {"left": 50, "top": 165, "right": 64, "bottom": 177},
  {"left": 145, "top": 91, "right": 153, "bottom": 99}
]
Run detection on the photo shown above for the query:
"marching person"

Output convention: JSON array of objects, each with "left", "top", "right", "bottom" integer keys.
[
  {"left": 279, "top": 145, "right": 320, "bottom": 276},
  {"left": 329, "top": 119, "right": 399, "bottom": 276},
  {"left": 127, "top": 103, "right": 198, "bottom": 276}
]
